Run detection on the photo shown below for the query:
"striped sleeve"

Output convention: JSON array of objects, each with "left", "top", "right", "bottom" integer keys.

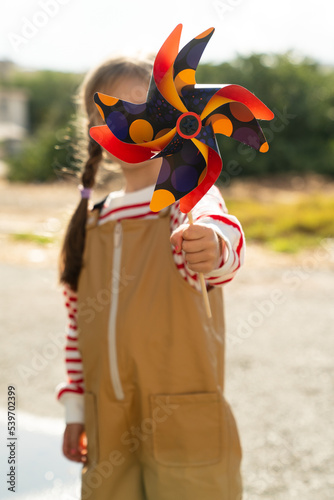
[
  {"left": 56, "top": 285, "right": 85, "bottom": 424},
  {"left": 170, "top": 185, "right": 245, "bottom": 288},
  {"left": 202, "top": 213, "right": 245, "bottom": 285}
]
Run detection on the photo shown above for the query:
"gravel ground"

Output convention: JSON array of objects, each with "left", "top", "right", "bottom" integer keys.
[{"left": 0, "top": 179, "right": 333, "bottom": 499}]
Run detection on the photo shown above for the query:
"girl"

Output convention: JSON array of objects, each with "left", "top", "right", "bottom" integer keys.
[{"left": 57, "top": 56, "right": 244, "bottom": 500}]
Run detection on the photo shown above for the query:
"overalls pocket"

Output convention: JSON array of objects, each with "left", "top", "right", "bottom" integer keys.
[
  {"left": 149, "top": 391, "right": 222, "bottom": 467},
  {"left": 84, "top": 391, "right": 99, "bottom": 465}
]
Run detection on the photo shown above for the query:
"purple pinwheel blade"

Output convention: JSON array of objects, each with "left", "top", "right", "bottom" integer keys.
[
  {"left": 153, "top": 132, "right": 185, "bottom": 158},
  {"left": 204, "top": 101, "right": 269, "bottom": 151},
  {"left": 181, "top": 86, "right": 220, "bottom": 116},
  {"left": 150, "top": 137, "right": 207, "bottom": 212},
  {"left": 194, "top": 122, "right": 220, "bottom": 155},
  {"left": 94, "top": 87, "right": 180, "bottom": 144},
  {"left": 173, "top": 28, "right": 215, "bottom": 95}
]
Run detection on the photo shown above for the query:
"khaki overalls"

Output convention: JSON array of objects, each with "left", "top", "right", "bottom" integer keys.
[{"left": 77, "top": 207, "right": 242, "bottom": 500}]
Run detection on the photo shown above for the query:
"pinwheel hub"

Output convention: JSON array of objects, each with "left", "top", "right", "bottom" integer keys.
[{"left": 176, "top": 112, "right": 202, "bottom": 139}]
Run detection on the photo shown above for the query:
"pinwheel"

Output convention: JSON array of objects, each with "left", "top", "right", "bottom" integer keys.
[
  {"left": 90, "top": 24, "right": 274, "bottom": 316},
  {"left": 90, "top": 24, "right": 274, "bottom": 214}
]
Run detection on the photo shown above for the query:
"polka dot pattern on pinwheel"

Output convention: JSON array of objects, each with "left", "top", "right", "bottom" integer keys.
[
  {"left": 90, "top": 24, "right": 274, "bottom": 213},
  {"left": 146, "top": 91, "right": 181, "bottom": 128},
  {"left": 195, "top": 124, "right": 218, "bottom": 151},
  {"left": 153, "top": 139, "right": 207, "bottom": 206},
  {"left": 154, "top": 133, "right": 184, "bottom": 157},
  {"left": 171, "top": 164, "right": 199, "bottom": 192},
  {"left": 204, "top": 101, "right": 268, "bottom": 150},
  {"left": 181, "top": 87, "right": 218, "bottom": 114},
  {"left": 106, "top": 111, "right": 129, "bottom": 141},
  {"left": 94, "top": 89, "right": 180, "bottom": 144},
  {"left": 173, "top": 28, "right": 215, "bottom": 91}
]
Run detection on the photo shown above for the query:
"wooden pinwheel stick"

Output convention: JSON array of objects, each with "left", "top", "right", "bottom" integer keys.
[{"left": 187, "top": 211, "right": 212, "bottom": 319}]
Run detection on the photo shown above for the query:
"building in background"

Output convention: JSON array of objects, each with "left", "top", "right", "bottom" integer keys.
[{"left": 0, "top": 61, "right": 29, "bottom": 158}]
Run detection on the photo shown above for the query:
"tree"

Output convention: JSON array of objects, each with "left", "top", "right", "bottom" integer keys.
[
  {"left": 197, "top": 53, "right": 334, "bottom": 177},
  {"left": 3, "top": 54, "right": 334, "bottom": 182},
  {"left": 3, "top": 69, "right": 82, "bottom": 182}
]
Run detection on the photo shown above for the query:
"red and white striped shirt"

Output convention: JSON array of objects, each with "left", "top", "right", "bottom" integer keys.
[{"left": 57, "top": 184, "right": 245, "bottom": 423}]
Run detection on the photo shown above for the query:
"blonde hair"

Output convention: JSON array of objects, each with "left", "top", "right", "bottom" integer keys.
[{"left": 59, "top": 56, "right": 152, "bottom": 290}]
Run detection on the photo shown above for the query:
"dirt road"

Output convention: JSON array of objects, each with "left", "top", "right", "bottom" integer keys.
[{"left": 0, "top": 179, "right": 333, "bottom": 499}]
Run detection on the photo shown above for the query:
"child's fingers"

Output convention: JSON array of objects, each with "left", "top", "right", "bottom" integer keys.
[
  {"left": 170, "top": 224, "right": 188, "bottom": 253},
  {"left": 182, "top": 237, "right": 206, "bottom": 254},
  {"left": 183, "top": 225, "right": 218, "bottom": 254},
  {"left": 185, "top": 250, "right": 218, "bottom": 274},
  {"left": 185, "top": 226, "right": 223, "bottom": 273},
  {"left": 170, "top": 222, "right": 207, "bottom": 252},
  {"left": 182, "top": 223, "right": 207, "bottom": 241},
  {"left": 171, "top": 223, "right": 223, "bottom": 273},
  {"left": 63, "top": 423, "right": 86, "bottom": 463}
]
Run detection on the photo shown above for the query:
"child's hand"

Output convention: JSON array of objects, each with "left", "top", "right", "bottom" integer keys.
[
  {"left": 62, "top": 423, "right": 87, "bottom": 463},
  {"left": 171, "top": 223, "right": 224, "bottom": 274}
]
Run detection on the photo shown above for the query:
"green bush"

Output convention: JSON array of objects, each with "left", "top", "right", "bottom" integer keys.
[
  {"left": 3, "top": 69, "right": 82, "bottom": 182},
  {"left": 7, "top": 129, "right": 58, "bottom": 182},
  {"left": 3, "top": 54, "right": 334, "bottom": 182},
  {"left": 226, "top": 192, "right": 334, "bottom": 252},
  {"left": 6, "top": 125, "right": 79, "bottom": 182},
  {"left": 197, "top": 54, "right": 334, "bottom": 178}
]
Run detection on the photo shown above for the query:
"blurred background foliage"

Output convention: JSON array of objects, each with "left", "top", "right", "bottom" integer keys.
[
  {"left": 1, "top": 52, "right": 334, "bottom": 182},
  {"left": 196, "top": 53, "right": 334, "bottom": 177},
  {"left": 1, "top": 69, "right": 81, "bottom": 182},
  {"left": 1, "top": 53, "right": 333, "bottom": 252}
]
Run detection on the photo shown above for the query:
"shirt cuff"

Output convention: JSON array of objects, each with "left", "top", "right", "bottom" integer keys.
[
  {"left": 58, "top": 392, "right": 85, "bottom": 424},
  {"left": 199, "top": 221, "right": 235, "bottom": 278}
]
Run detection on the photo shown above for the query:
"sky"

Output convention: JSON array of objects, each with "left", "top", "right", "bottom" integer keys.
[{"left": 1, "top": 0, "right": 333, "bottom": 73}]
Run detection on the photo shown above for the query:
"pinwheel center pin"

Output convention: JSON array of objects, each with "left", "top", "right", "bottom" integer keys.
[{"left": 176, "top": 112, "right": 202, "bottom": 139}]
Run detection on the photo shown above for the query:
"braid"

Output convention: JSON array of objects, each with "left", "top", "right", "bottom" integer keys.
[
  {"left": 59, "top": 129, "right": 103, "bottom": 290},
  {"left": 81, "top": 132, "right": 103, "bottom": 187}
]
